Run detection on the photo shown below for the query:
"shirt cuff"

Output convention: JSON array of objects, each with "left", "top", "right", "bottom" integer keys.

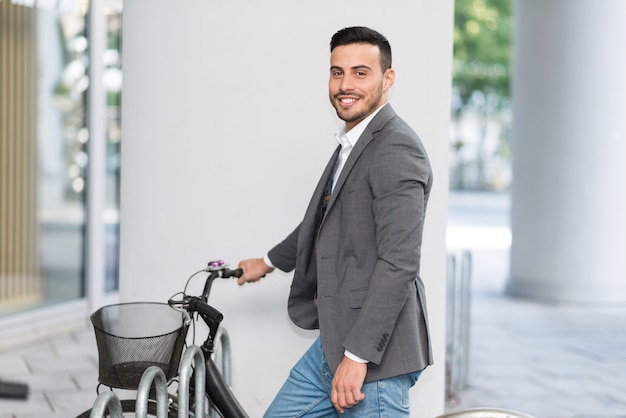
[
  {"left": 344, "top": 350, "right": 368, "bottom": 363},
  {"left": 263, "top": 254, "right": 275, "bottom": 269}
]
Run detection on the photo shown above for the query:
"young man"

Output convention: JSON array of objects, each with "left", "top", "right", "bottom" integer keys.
[{"left": 238, "top": 26, "right": 433, "bottom": 417}]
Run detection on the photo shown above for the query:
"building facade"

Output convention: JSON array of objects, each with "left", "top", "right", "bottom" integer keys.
[{"left": 0, "top": 0, "right": 122, "bottom": 346}]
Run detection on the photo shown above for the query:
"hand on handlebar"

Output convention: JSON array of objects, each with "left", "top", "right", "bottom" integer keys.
[{"left": 236, "top": 258, "right": 274, "bottom": 286}]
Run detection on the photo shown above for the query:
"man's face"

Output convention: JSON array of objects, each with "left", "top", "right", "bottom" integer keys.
[{"left": 329, "top": 43, "right": 395, "bottom": 131}]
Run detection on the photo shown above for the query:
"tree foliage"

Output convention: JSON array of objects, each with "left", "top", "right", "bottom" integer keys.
[{"left": 453, "top": 0, "right": 512, "bottom": 109}]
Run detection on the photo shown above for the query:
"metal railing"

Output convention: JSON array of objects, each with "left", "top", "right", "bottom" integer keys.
[{"left": 446, "top": 250, "right": 473, "bottom": 404}]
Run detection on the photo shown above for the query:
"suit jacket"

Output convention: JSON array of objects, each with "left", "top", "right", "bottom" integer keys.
[{"left": 268, "top": 104, "right": 433, "bottom": 383}]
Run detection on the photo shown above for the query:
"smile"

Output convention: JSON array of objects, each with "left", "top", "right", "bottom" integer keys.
[{"left": 337, "top": 96, "right": 360, "bottom": 107}]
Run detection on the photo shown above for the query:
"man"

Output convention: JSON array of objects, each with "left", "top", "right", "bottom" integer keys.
[{"left": 238, "top": 26, "right": 433, "bottom": 417}]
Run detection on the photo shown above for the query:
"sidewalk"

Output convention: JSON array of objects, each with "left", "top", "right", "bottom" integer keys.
[
  {"left": 446, "top": 290, "right": 626, "bottom": 417},
  {"left": 0, "top": 322, "right": 98, "bottom": 417},
  {"left": 1, "top": 192, "right": 625, "bottom": 417},
  {"left": 445, "top": 192, "right": 626, "bottom": 418}
]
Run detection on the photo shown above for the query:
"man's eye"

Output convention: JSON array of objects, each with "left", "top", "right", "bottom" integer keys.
[
  {"left": 332, "top": 71, "right": 343, "bottom": 78},
  {"left": 355, "top": 71, "right": 366, "bottom": 77}
]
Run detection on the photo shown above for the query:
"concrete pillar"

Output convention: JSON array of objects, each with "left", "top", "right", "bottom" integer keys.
[{"left": 507, "top": 0, "right": 626, "bottom": 303}]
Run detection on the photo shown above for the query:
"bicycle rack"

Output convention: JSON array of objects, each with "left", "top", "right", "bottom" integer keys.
[
  {"left": 87, "top": 346, "right": 207, "bottom": 418},
  {"left": 135, "top": 349, "right": 206, "bottom": 418},
  {"left": 176, "top": 345, "right": 206, "bottom": 418},
  {"left": 213, "top": 326, "right": 232, "bottom": 386},
  {"left": 135, "top": 366, "right": 169, "bottom": 418},
  {"left": 89, "top": 391, "right": 123, "bottom": 417},
  {"left": 446, "top": 250, "right": 473, "bottom": 404}
]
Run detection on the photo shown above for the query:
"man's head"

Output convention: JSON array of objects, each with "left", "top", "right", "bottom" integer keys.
[
  {"left": 330, "top": 26, "right": 392, "bottom": 73},
  {"left": 328, "top": 26, "right": 395, "bottom": 131}
]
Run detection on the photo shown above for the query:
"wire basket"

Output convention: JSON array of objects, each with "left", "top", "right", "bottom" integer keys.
[{"left": 90, "top": 302, "right": 189, "bottom": 390}]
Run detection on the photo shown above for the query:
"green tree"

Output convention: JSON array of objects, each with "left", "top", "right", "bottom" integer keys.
[{"left": 451, "top": 0, "right": 512, "bottom": 190}]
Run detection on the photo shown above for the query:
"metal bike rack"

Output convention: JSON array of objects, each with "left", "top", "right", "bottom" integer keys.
[
  {"left": 213, "top": 326, "right": 232, "bottom": 386},
  {"left": 90, "top": 338, "right": 232, "bottom": 418},
  {"left": 135, "top": 366, "right": 169, "bottom": 418},
  {"left": 446, "top": 250, "right": 473, "bottom": 403},
  {"left": 87, "top": 346, "right": 207, "bottom": 418},
  {"left": 89, "top": 391, "right": 123, "bottom": 417},
  {"left": 177, "top": 345, "right": 206, "bottom": 418}
]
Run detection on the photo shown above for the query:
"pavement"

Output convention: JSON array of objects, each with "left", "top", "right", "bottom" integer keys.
[{"left": 1, "top": 191, "right": 626, "bottom": 417}]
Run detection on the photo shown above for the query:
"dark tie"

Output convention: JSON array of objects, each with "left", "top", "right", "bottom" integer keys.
[{"left": 321, "top": 175, "right": 333, "bottom": 216}]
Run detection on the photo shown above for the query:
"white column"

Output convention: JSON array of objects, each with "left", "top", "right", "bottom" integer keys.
[{"left": 508, "top": 0, "right": 626, "bottom": 302}]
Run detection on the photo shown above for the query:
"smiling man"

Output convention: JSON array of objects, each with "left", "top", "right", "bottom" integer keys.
[
  {"left": 329, "top": 41, "right": 393, "bottom": 131},
  {"left": 238, "top": 26, "right": 433, "bottom": 417}
]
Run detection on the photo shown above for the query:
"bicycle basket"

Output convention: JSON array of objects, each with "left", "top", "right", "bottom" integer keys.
[{"left": 90, "top": 302, "right": 188, "bottom": 390}]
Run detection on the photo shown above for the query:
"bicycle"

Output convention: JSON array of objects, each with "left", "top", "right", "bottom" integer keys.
[{"left": 77, "top": 260, "right": 249, "bottom": 417}]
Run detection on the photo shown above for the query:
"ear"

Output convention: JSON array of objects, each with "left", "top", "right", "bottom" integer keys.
[{"left": 383, "top": 68, "right": 396, "bottom": 91}]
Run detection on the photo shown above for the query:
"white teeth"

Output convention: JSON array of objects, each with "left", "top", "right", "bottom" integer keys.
[{"left": 341, "top": 98, "right": 356, "bottom": 103}]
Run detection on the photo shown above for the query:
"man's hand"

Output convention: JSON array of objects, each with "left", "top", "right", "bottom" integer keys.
[
  {"left": 236, "top": 258, "right": 274, "bottom": 285},
  {"left": 331, "top": 356, "right": 367, "bottom": 413}
]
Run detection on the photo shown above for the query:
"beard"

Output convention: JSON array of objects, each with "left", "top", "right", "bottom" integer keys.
[{"left": 330, "top": 83, "right": 384, "bottom": 125}]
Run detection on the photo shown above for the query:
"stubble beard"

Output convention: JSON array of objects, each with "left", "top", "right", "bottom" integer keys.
[{"left": 330, "top": 84, "right": 384, "bottom": 125}]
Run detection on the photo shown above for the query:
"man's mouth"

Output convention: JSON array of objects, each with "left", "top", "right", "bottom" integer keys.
[{"left": 338, "top": 96, "right": 359, "bottom": 106}]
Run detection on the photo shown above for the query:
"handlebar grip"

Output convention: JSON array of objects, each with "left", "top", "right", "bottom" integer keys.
[
  {"left": 220, "top": 268, "right": 243, "bottom": 279},
  {"left": 188, "top": 298, "right": 223, "bottom": 323}
]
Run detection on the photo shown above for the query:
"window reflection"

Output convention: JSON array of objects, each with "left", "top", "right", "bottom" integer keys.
[
  {"left": 40, "top": 6, "right": 88, "bottom": 306},
  {"left": 105, "top": 10, "right": 122, "bottom": 292},
  {"left": 0, "top": 0, "right": 121, "bottom": 315}
]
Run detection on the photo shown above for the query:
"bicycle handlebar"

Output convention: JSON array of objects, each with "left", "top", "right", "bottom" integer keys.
[
  {"left": 187, "top": 296, "right": 223, "bottom": 324},
  {"left": 168, "top": 262, "right": 243, "bottom": 351},
  {"left": 201, "top": 264, "right": 243, "bottom": 302}
]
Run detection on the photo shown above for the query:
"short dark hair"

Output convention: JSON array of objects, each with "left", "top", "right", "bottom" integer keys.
[{"left": 330, "top": 26, "right": 392, "bottom": 71}]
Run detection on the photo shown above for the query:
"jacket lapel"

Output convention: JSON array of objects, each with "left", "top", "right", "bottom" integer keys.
[
  {"left": 322, "top": 104, "right": 396, "bottom": 218},
  {"left": 300, "top": 145, "right": 340, "bottom": 237}
]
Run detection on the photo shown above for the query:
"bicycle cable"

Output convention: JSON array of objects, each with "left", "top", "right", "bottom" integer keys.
[{"left": 167, "top": 268, "right": 209, "bottom": 347}]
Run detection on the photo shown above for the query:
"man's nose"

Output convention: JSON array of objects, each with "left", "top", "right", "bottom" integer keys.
[{"left": 340, "top": 75, "right": 355, "bottom": 91}]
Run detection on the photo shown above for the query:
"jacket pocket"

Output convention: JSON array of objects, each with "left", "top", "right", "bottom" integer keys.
[
  {"left": 349, "top": 287, "right": 369, "bottom": 309},
  {"left": 342, "top": 179, "right": 364, "bottom": 194}
]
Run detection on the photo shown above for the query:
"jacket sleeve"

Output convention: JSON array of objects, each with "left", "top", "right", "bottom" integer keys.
[
  {"left": 267, "top": 223, "right": 301, "bottom": 272},
  {"left": 343, "top": 130, "right": 432, "bottom": 365}
]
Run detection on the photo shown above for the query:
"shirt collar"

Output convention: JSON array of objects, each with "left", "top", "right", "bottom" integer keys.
[{"left": 335, "top": 104, "right": 386, "bottom": 148}]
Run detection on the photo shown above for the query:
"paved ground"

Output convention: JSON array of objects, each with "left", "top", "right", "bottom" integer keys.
[
  {"left": 1, "top": 192, "right": 626, "bottom": 417},
  {"left": 444, "top": 192, "right": 626, "bottom": 418}
]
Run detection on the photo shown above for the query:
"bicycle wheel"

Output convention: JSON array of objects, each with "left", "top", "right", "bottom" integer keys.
[{"left": 76, "top": 399, "right": 178, "bottom": 418}]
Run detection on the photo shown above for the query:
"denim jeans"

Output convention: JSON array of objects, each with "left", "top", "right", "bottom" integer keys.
[{"left": 263, "top": 337, "right": 422, "bottom": 417}]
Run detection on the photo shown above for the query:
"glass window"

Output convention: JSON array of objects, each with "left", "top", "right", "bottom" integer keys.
[
  {"left": 104, "top": 10, "right": 122, "bottom": 292},
  {"left": 39, "top": 4, "right": 89, "bottom": 307},
  {"left": 0, "top": 0, "right": 121, "bottom": 315}
]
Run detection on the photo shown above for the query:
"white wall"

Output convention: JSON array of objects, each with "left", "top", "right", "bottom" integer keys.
[{"left": 120, "top": 1, "right": 452, "bottom": 416}]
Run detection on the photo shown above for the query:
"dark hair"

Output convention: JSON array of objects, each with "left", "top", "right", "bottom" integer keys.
[{"left": 330, "top": 26, "right": 392, "bottom": 71}]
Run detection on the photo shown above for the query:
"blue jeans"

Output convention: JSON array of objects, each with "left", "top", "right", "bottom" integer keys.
[{"left": 263, "top": 337, "right": 422, "bottom": 417}]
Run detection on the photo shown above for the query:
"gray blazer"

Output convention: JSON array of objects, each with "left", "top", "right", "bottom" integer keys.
[{"left": 268, "top": 104, "right": 433, "bottom": 383}]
